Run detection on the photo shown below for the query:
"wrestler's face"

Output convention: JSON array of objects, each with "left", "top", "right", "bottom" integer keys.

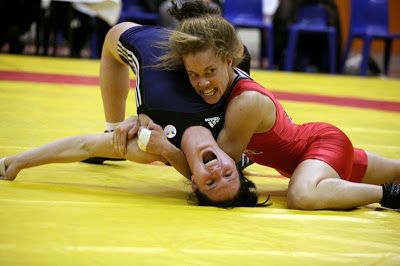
[
  {"left": 183, "top": 48, "right": 235, "bottom": 104},
  {"left": 181, "top": 127, "right": 240, "bottom": 202},
  {"left": 190, "top": 146, "right": 241, "bottom": 202}
]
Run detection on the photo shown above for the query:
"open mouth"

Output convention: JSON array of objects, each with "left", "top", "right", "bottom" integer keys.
[
  {"left": 202, "top": 88, "right": 217, "bottom": 97},
  {"left": 202, "top": 150, "right": 218, "bottom": 165}
]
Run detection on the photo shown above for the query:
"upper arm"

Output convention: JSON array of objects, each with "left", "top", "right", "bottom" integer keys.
[
  {"left": 103, "top": 22, "right": 140, "bottom": 65},
  {"left": 217, "top": 91, "right": 276, "bottom": 162}
]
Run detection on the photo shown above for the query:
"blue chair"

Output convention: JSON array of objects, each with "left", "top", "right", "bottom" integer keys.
[
  {"left": 284, "top": 4, "right": 337, "bottom": 73},
  {"left": 341, "top": 0, "right": 400, "bottom": 76},
  {"left": 118, "top": 0, "right": 159, "bottom": 25},
  {"left": 223, "top": 0, "right": 274, "bottom": 70}
]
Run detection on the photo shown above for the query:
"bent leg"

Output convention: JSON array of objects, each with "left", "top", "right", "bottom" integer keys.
[
  {"left": 287, "top": 159, "right": 383, "bottom": 210},
  {"left": 361, "top": 151, "right": 400, "bottom": 184}
]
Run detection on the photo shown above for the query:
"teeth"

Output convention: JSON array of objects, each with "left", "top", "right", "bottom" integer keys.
[
  {"left": 203, "top": 88, "right": 216, "bottom": 96},
  {"left": 205, "top": 158, "right": 218, "bottom": 166}
]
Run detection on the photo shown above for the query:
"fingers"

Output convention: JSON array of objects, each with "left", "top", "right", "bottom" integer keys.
[
  {"left": 113, "top": 127, "right": 128, "bottom": 156},
  {"left": 111, "top": 117, "right": 142, "bottom": 156},
  {"left": 0, "top": 159, "right": 16, "bottom": 181},
  {"left": 138, "top": 113, "right": 153, "bottom": 128},
  {"left": 0, "top": 158, "right": 8, "bottom": 180},
  {"left": 138, "top": 114, "right": 148, "bottom": 127},
  {"left": 110, "top": 116, "right": 165, "bottom": 157},
  {"left": 0, "top": 175, "right": 14, "bottom": 181},
  {"left": 128, "top": 122, "right": 139, "bottom": 139},
  {"left": 147, "top": 121, "right": 164, "bottom": 133}
]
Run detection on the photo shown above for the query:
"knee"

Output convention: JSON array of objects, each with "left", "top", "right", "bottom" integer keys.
[{"left": 287, "top": 189, "right": 320, "bottom": 210}]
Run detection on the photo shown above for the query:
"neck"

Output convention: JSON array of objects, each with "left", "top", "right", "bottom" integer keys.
[{"left": 228, "top": 68, "right": 236, "bottom": 87}]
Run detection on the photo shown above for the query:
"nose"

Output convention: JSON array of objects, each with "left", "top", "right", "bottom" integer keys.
[
  {"left": 197, "top": 77, "right": 210, "bottom": 88},
  {"left": 203, "top": 171, "right": 221, "bottom": 186},
  {"left": 206, "top": 166, "right": 222, "bottom": 180}
]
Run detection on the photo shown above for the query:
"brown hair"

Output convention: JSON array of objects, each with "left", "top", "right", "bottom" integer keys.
[{"left": 158, "top": 14, "right": 244, "bottom": 70}]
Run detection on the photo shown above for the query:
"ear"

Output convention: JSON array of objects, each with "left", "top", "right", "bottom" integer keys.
[
  {"left": 226, "top": 56, "right": 233, "bottom": 67},
  {"left": 191, "top": 176, "right": 198, "bottom": 192}
]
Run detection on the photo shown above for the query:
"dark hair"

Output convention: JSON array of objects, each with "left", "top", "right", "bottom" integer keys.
[
  {"left": 188, "top": 167, "right": 272, "bottom": 208},
  {"left": 168, "top": 0, "right": 221, "bottom": 21}
]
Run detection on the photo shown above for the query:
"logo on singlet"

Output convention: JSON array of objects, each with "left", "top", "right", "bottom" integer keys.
[
  {"left": 164, "top": 125, "right": 177, "bottom": 139},
  {"left": 205, "top": 117, "right": 220, "bottom": 128}
]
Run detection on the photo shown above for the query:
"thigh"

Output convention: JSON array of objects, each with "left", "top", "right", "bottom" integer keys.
[
  {"left": 299, "top": 122, "right": 355, "bottom": 180},
  {"left": 361, "top": 151, "right": 400, "bottom": 184}
]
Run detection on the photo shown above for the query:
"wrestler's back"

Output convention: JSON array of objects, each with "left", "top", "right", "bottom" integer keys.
[{"left": 118, "top": 26, "right": 226, "bottom": 146}]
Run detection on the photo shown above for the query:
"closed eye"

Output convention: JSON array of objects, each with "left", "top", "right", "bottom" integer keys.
[
  {"left": 206, "top": 180, "right": 215, "bottom": 186},
  {"left": 223, "top": 171, "right": 233, "bottom": 178}
]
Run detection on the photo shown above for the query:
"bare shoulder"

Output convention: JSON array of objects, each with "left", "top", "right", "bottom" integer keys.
[
  {"left": 227, "top": 90, "right": 276, "bottom": 133},
  {"left": 111, "top": 22, "right": 141, "bottom": 35},
  {"left": 229, "top": 90, "right": 275, "bottom": 112}
]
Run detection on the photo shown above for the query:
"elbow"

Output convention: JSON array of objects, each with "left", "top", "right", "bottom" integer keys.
[{"left": 76, "top": 136, "right": 95, "bottom": 157}]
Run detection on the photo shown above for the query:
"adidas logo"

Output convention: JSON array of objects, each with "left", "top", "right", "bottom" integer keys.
[{"left": 205, "top": 117, "right": 220, "bottom": 128}]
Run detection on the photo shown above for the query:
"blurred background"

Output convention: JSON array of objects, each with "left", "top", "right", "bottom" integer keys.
[{"left": 0, "top": 0, "right": 399, "bottom": 77}]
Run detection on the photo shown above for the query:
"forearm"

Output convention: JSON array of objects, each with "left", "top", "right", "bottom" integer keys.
[
  {"left": 217, "top": 131, "right": 243, "bottom": 163},
  {"left": 7, "top": 134, "right": 114, "bottom": 174},
  {"left": 161, "top": 145, "right": 191, "bottom": 179},
  {"left": 11, "top": 136, "right": 82, "bottom": 168},
  {"left": 100, "top": 43, "right": 130, "bottom": 122},
  {"left": 138, "top": 120, "right": 192, "bottom": 178}
]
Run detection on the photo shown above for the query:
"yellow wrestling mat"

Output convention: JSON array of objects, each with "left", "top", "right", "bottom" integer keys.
[{"left": 0, "top": 54, "right": 399, "bottom": 265}]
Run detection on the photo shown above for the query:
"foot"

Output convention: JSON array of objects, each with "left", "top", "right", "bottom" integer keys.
[{"left": 380, "top": 183, "right": 400, "bottom": 209}]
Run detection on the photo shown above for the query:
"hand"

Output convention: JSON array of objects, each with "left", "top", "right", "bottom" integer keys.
[
  {"left": 0, "top": 158, "right": 18, "bottom": 181},
  {"left": 140, "top": 121, "right": 171, "bottom": 156},
  {"left": 112, "top": 116, "right": 139, "bottom": 156},
  {"left": 138, "top": 113, "right": 153, "bottom": 128}
]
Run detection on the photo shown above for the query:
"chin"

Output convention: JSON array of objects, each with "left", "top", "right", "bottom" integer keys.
[{"left": 203, "top": 97, "right": 219, "bottom": 105}]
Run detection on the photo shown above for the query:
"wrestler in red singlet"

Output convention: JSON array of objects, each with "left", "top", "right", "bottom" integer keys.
[{"left": 228, "top": 70, "right": 368, "bottom": 182}]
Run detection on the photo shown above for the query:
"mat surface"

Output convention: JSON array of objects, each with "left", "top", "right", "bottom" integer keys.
[{"left": 0, "top": 55, "right": 399, "bottom": 265}]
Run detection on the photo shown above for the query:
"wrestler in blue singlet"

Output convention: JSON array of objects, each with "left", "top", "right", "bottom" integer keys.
[{"left": 117, "top": 26, "right": 228, "bottom": 147}]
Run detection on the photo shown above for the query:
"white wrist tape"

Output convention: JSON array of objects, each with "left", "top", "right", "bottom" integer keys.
[{"left": 137, "top": 128, "right": 151, "bottom": 152}]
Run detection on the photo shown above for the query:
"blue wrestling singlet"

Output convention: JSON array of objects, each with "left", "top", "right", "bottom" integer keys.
[{"left": 117, "top": 26, "right": 227, "bottom": 147}]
